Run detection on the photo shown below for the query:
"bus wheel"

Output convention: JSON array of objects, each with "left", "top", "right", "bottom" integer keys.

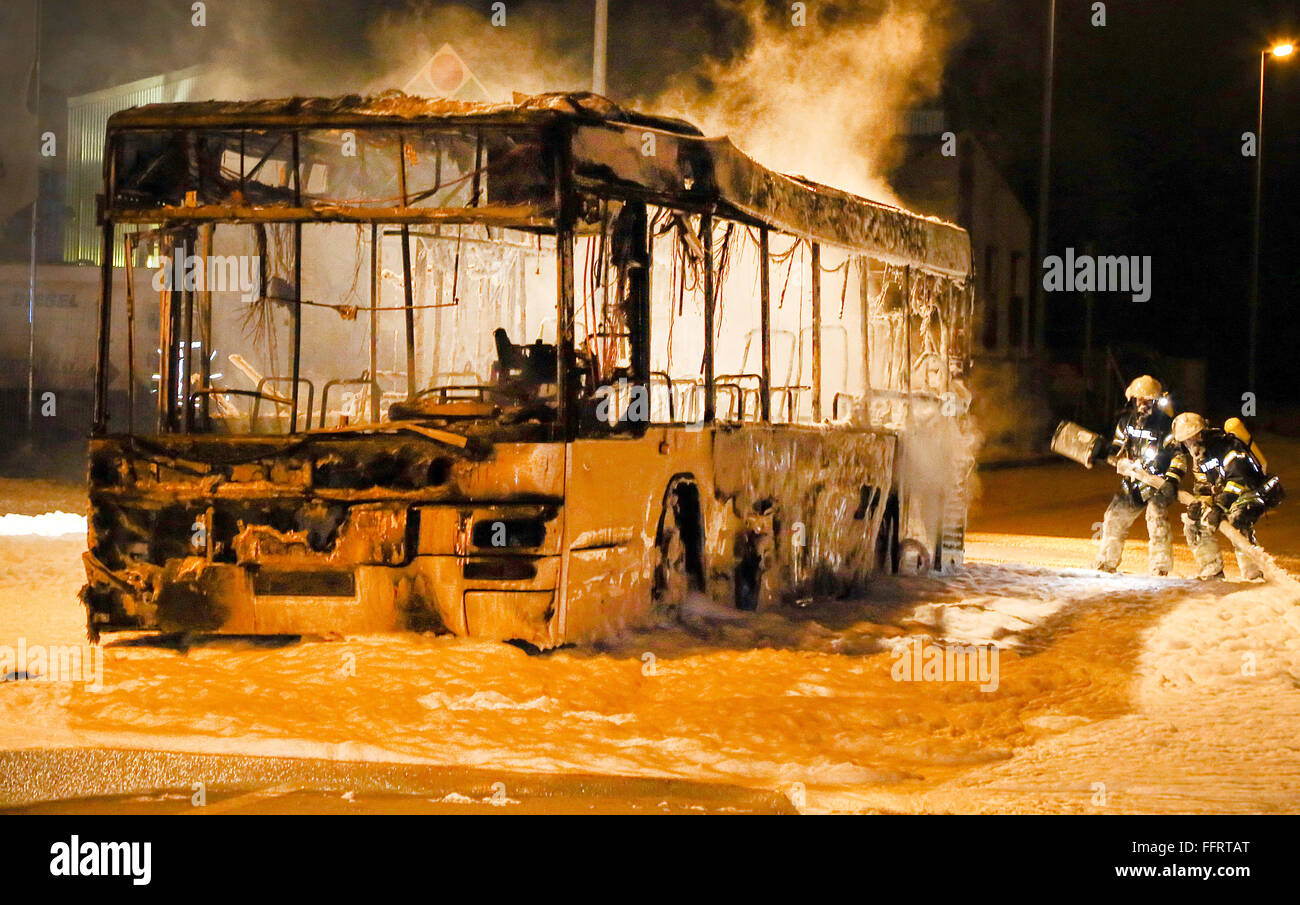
[
  {"left": 875, "top": 494, "right": 901, "bottom": 575},
  {"left": 653, "top": 479, "right": 705, "bottom": 613},
  {"left": 898, "top": 538, "right": 933, "bottom": 575}
]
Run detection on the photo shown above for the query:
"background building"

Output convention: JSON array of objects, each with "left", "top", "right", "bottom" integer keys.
[
  {"left": 64, "top": 66, "right": 203, "bottom": 266},
  {"left": 891, "top": 115, "right": 1049, "bottom": 462}
]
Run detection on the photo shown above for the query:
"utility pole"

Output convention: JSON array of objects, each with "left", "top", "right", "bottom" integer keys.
[
  {"left": 1033, "top": 0, "right": 1056, "bottom": 357},
  {"left": 26, "top": 0, "right": 43, "bottom": 436},
  {"left": 592, "top": 0, "right": 608, "bottom": 95},
  {"left": 1248, "top": 50, "right": 1265, "bottom": 391},
  {"left": 1248, "top": 42, "right": 1295, "bottom": 391}
]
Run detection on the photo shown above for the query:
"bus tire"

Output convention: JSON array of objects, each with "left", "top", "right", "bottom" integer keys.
[
  {"left": 652, "top": 478, "right": 705, "bottom": 613},
  {"left": 898, "top": 538, "right": 933, "bottom": 575}
]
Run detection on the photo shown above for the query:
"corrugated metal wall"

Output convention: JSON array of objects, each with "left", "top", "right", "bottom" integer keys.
[{"left": 64, "top": 67, "right": 203, "bottom": 266}]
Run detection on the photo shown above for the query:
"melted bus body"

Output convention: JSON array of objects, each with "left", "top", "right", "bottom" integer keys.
[{"left": 82, "top": 92, "right": 975, "bottom": 647}]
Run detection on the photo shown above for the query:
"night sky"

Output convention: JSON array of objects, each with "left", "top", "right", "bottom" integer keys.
[
  {"left": 13, "top": 0, "right": 1300, "bottom": 411},
  {"left": 1027, "top": 0, "right": 1300, "bottom": 410}
]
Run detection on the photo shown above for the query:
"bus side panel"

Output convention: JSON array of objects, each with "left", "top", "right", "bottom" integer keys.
[
  {"left": 713, "top": 426, "right": 898, "bottom": 605},
  {"left": 895, "top": 408, "right": 977, "bottom": 573},
  {"left": 559, "top": 425, "right": 899, "bottom": 643},
  {"left": 558, "top": 428, "right": 715, "bottom": 642}
]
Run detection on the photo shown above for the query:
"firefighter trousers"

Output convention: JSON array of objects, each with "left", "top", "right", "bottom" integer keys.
[
  {"left": 1183, "top": 499, "right": 1264, "bottom": 581},
  {"left": 1095, "top": 490, "right": 1173, "bottom": 574}
]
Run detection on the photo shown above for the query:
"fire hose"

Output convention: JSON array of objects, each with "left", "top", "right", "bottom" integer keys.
[{"left": 1115, "top": 458, "right": 1281, "bottom": 582}]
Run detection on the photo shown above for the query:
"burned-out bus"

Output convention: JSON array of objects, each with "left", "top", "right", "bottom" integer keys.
[{"left": 82, "top": 91, "right": 975, "bottom": 647}]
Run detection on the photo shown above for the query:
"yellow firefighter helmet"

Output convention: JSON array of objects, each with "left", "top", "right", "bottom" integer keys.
[
  {"left": 1125, "top": 374, "right": 1164, "bottom": 401},
  {"left": 1172, "top": 412, "right": 1207, "bottom": 443}
]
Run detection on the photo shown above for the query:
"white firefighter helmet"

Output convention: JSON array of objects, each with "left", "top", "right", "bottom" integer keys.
[
  {"left": 1172, "top": 412, "right": 1207, "bottom": 443},
  {"left": 1125, "top": 374, "right": 1163, "bottom": 401}
]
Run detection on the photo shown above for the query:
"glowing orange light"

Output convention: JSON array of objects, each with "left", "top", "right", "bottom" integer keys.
[
  {"left": 429, "top": 52, "right": 467, "bottom": 94},
  {"left": 1271, "top": 43, "right": 1296, "bottom": 58}
]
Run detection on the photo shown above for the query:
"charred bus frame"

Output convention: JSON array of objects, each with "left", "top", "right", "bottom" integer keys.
[{"left": 83, "top": 92, "right": 974, "bottom": 648}]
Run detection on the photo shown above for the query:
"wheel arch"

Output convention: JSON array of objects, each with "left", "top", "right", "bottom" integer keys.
[{"left": 655, "top": 473, "right": 706, "bottom": 592}]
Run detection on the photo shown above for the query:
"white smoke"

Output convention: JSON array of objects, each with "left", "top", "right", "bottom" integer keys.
[{"left": 649, "top": 0, "right": 966, "bottom": 205}]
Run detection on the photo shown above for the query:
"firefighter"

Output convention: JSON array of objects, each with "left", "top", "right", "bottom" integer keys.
[
  {"left": 1173, "top": 412, "right": 1283, "bottom": 581},
  {"left": 1093, "top": 375, "right": 1185, "bottom": 575}
]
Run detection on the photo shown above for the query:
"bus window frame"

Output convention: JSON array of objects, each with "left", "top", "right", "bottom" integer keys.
[
  {"left": 95, "top": 125, "right": 569, "bottom": 439},
  {"left": 94, "top": 119, "right": 973, "bottom": 441}
]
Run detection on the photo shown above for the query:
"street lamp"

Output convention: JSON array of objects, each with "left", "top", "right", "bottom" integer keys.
[
  {"left": 1034, "top": 0, "right": 1056, "bottom": 359},
  {"left": 592, "top": 0, "right": 608, "bottom": 95},
  {"left": 1247, "top": 41, "right": 1295, "bottom": 390}
]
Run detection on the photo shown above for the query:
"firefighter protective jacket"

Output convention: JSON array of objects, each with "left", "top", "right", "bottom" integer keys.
[
  {"left": 1107, "top": 404, "right": 1186, "bottom": 499},
  {"left": 1187, "top": 428, "right": 1268, "bottom": 508}
]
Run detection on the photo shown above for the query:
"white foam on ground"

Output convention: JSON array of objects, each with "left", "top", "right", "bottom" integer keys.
[
  {"left": 1138, "top": 581, "right": 1300, "bottom": 697},
  {"left": 2, "top": 483, "right": 1298, "bottom": 811},
  {"left": 0, "top": 512, "right": 86, "bottom": 537},
  {"left": 905, "top": 595, "right": 1073, "bottom": 647}
]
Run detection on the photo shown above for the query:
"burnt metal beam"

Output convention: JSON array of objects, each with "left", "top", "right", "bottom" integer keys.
[
  {"left": 198, "top": 224, "right": 214, "bottom": 430},
  {"left": 860, "top": 257, "right": 873, "bottom": 396},
  {"left": 162, "top": 235, "right": 184, "bottom": 432},
  {"left": 290, "top": 222, "right": 303, "bottom": 431},
  {"left": 107, "top": 205, "right": 553, "bottom": 228},
  {"left": 370, "top": 222, "right": 381, "bottom": 423},
  {"left": 471, "top": 129, "right": 483, "bottom": 206},
  {"left": 92, "top": 221, "right": 114, "bottom": 434},
  {"left": 401, "top": 225, "right": 417, "bottom": 399},
  {"left": 398, "top": 134, "right": 418, "bottom": 400},
  {"left": 182, "top": 229, "right": 196, "bottom": 433},
  {"left": 702, "top": 212, "right": 715, "bottom": 423},
  {"left": 289, "top": 133, "right": 304, "bottom": 432},
  {"left": 627, "top": 202, "right": 651, "bottom": 394},
  {"left": 811, "top": 241, "right": 822, "bottom": 422},
  {"left": 904, "top": 265, "right": 913, "bottom": 402},
  {"left": 759, "top": 226, "right": 771, "bottom": 422},
  {"left": 124, "top": 233, "right": 138, "bottom": 436},
  {"left": 554, "top": 129, "right": 577, "bottom": 441}
]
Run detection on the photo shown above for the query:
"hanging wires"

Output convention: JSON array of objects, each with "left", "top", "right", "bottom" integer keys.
[{"left": 814, "top": 253, "right": 851, "bottom": 319}]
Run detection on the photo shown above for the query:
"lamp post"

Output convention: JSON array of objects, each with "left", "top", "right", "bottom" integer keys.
[
  {"left": 1247, "top": 41, "right": 1295, "bottom": 390},
  {"left": 592, "top": 0, "right": 608, "bottom": 96},
  {"left": 25, "top": 0, "right": 42, "bottom": 437},
  {"left": 1034, "top": 0, "right": 1056, "bottom": 358}
]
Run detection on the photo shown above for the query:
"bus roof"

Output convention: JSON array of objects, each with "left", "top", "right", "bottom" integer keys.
[
  {"left": 106, "top": 91, "right": 971, "bottom": 276},
  {"left": 105, "top": 90, "right": 704, "bottom": 134}
]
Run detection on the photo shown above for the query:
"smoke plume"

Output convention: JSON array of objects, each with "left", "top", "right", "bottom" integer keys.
[
  {"left": 649, "top": 0, "right": 964, "bottom": 204},
  {"left": 195, "top": 0, "right": 965, "bottom": 206}
]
